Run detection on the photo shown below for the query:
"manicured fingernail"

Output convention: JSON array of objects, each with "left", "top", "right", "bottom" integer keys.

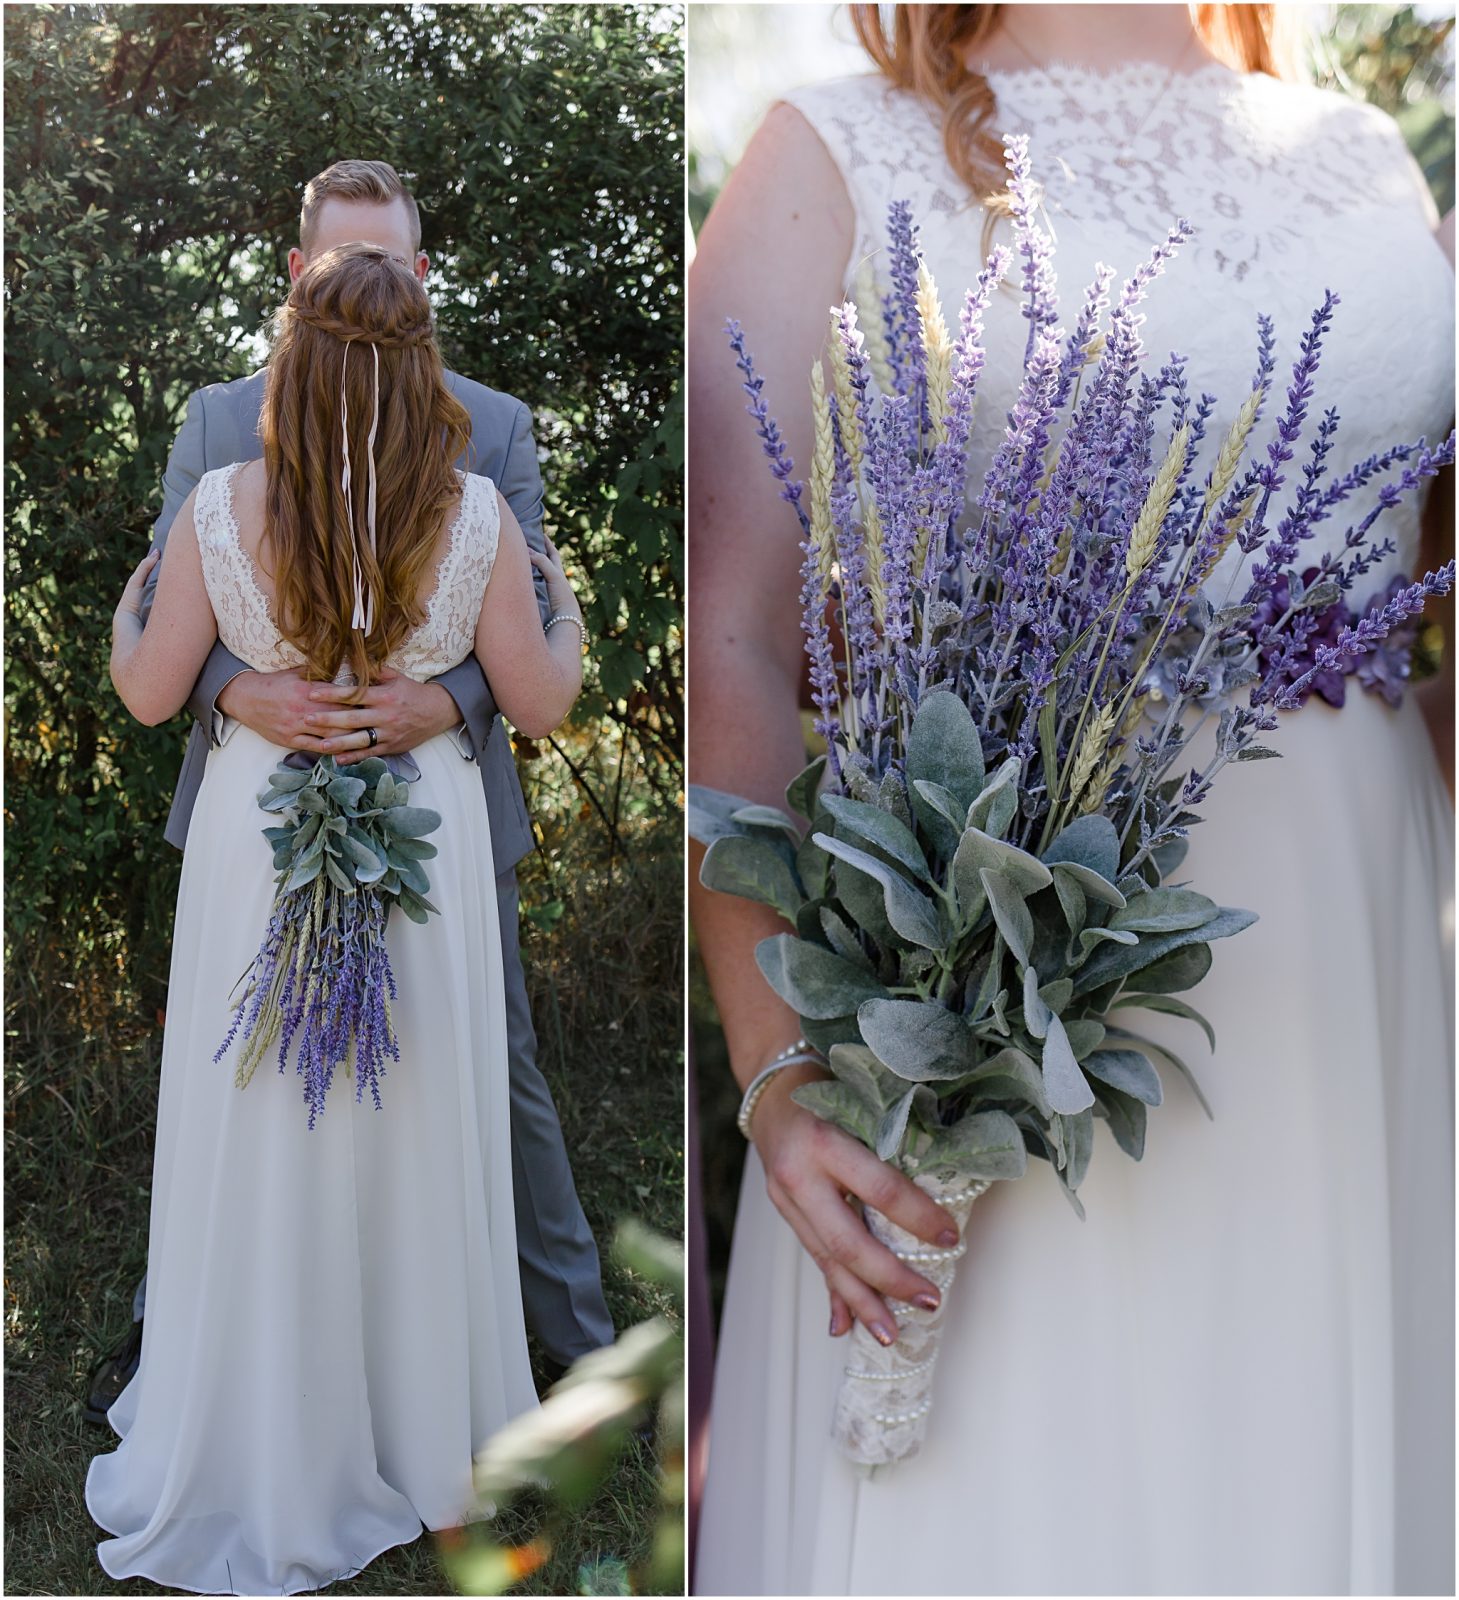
[
  {"left": 829, "top": 1312, "right": 841, "bottom": 1337},
  {"left": 913, "top": 1291, "right": 939, "bottom": 1312},
  {"left": 871, "top": 1321, "right": 896, "bottom": 1347},
  {"left": 937, "top": 1227, "right": 959, "bottom": 1247}
]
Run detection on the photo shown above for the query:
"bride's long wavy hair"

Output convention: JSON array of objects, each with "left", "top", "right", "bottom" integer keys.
[
  {"left": 261, "top": 242, "right": 471, "bottom": 694},
  {"left": 850, "top": 4, "right": 1302, "bottom": 236}
]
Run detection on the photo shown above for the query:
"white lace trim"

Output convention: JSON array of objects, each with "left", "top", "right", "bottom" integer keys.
[
  {"left": 195, "top": 465, "right": 501, "bottom": 681},
  {"left": 392, "top": 473, "right": 501, "bottom": 681},
  {"left": 196, "top": 462, "right": 302, "bottom": 673},
  {"left": 779, "top": 69, "right": 1455, "bottom": 589}
]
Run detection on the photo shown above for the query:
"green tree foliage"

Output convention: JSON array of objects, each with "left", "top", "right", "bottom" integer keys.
[
  {"left": 1320, "top": 5, "right": 1455, "bottom": 214},
  {"left": 4, "top": 3, "right": 683, "bottom": 995}
]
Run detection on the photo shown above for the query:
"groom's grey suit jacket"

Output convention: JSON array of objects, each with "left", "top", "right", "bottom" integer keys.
[{"left": 145, "top": 368, "right": 547, "bottom": 874}]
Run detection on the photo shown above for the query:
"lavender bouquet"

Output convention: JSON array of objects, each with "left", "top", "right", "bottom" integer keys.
[
  {"left": 688, "top": 137, "right": 1455, "bottom": 1469},
  {"left": 216, "top": 755, "right": 441, "bottom": 1129}
]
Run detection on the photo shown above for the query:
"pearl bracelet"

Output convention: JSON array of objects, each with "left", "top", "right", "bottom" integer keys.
[
  {"left": 737, "top": 1037, "right": 823, "bottom": 1140},
  {"left": 544, "top": 611, "right": 586, "bottom": 649}
]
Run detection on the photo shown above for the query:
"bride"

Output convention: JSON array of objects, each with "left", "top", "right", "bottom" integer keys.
[
  {"left": 91, "top": 242, "right": 585, "bottom": 1593},
  {"left": 689, "top": 4, "right": 1454, "bottom": 1594}
]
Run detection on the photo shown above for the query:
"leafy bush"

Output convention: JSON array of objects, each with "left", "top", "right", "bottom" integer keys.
[{"left": 4, "top": 2, "right": 683, "bottom": 1016}]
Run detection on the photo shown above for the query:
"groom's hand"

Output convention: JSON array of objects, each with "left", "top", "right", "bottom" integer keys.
[
  {"left": 305, "top": 666, "right": 461, "bottom": 764},
  {"left": 217, "top": 667, "right": 332, "bottom": 753}
]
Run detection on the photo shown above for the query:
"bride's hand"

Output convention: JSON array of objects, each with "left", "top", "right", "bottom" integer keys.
[
  {"left": 114, "top": 547, "right": 161, "bottom": 625},
  {"left": 750, "top": 1060, "right": 961, "bottom": 1345},
  {"left": 528, "top": 534, "right": 581, "bottom": 618}
]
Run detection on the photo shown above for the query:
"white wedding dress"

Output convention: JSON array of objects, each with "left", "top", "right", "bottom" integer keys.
[
  {"left": 86, "top": 464, "right": 538, "bottom": 1594},
  {"left": 697, "top": 65, "right": 1455, "bottom": 1597}
]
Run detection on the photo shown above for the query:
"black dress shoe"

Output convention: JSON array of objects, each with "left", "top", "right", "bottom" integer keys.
[{"left": 83, "top": 1319, "right": 143, "bottom": 1426}]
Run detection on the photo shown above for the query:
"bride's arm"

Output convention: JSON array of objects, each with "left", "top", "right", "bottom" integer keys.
[
  {"left": 690, "top": 104, "right": 958, "bottom": 1344},
  {"left": 473, "top": 494, "right": 583, "bottom": 740},
  {"left": 111, "top": 491, "right": 220, "bottom": 727}
]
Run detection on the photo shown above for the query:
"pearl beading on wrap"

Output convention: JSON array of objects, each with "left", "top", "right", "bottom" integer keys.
[{"left": 831, "top": 1172, "right": 990, "bottom": 1466}]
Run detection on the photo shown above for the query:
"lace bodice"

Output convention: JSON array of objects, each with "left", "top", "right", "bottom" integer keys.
[
  {"left": 193, "top": 462, "right": 501, "bottom": 679},
  {"left": 782, "top": 64, "right": 1455, "bottom": 587}
]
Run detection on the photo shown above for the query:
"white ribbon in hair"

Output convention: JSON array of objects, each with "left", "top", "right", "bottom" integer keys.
[{"left": 339, "top": 340, "right": 381, "bottom": 634}]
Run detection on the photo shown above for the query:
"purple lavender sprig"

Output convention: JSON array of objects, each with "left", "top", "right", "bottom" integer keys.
[
  {"left": 727, "top": 318, "right": 810, "bottom": 536},
  {"left": 1276, "top": 565, "right": 1455, "bottom": 710},
  {"left": 728, "top": 148, "right": 1454, "bottom": 869},
  {"left": 216, "top": 756, "right": 440, "bottom": 1128}
]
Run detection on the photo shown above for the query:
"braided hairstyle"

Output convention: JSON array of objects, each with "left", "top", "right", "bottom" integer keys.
[{"left": 261, "top": 242, "right": 473, "bottom": 694}]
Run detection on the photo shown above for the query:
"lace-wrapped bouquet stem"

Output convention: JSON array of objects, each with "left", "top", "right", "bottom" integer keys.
[
  {"left": 215, "top": 753, "right": 442, "bottom": 1129},
  {"left": 689, "top": 136, "right": 1455, "bottom": 1469}
]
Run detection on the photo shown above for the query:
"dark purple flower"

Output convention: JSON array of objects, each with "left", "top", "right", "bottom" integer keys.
[{"left": 1353, "top": 576, "right": 1421, "bottom": 707}]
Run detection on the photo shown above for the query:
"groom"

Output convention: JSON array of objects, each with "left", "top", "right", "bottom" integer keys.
[{"left": 85, "top": 159, "right": 614, "bottom": 1420}]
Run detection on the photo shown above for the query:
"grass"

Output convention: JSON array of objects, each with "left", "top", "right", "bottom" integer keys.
[{"left": 3, "top": 744, "right": 683, "bottom": 1599}]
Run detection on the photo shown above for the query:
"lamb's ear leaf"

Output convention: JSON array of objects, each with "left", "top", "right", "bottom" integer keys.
[
  {"left": 1038, "top": 977, "right": 1074, "bottom": 1015},
  {"left": 910, "top": 779, "right": 965, "bottom": 860},
  {"left": 832, "top": 851, "right": 897, "bottom": 947},
  {"left": 953, "top": 1045, "right": 1051, "bottom": 1116},
  {"left": 1056, "top": 1106, "right": 1095, "bottom": 1189},
  {"left": 1081, "top": 1047, "right": 1163, "bottom": 1107},
  {"left": 1072, "top": 907, "right": 1254, "bottom": 995},
  {"left": 266, "top": 767, "right": 312, "bottom": 793},
  {"left": 699, "top": 833, "right": 804, "bottom": 922},
  {"left": 1119, "top": 992, "right": 1217, "bottom": 1051},
  {"left": 1040, "top": 1012, "right": 1095, "bottom": 1114},
  {"left": 958, "top": 828, "right": 1053, "bottom": 896},
  {"left": 351, "top": 756, "right": 389, "bottom": 785},
  {"left": 791, "top": 1081, "right": 878, "bottom": 1146},
  {"left": 820, "top": 906, "right": 873, "bottom": 971},
  {"left": 729, "top": 803, "right": 802, "bottom": 840},
  {"left": 1063, "top": 1019, "right": 1106, "bottom": 1059},
  {"left": 814, "top": 833, "right": 945, "bottom": 949},
  {"left": 796, "top": 823, "right": 831, "bottom": 901},
  {"left": 1097, "top": 1083, "right": 1148, "bottom": 1160},
  {"left": 908, "top": 690, "right": 986, "bottom": 825},
  {"left": 389, "top": 836, "right": 438, "bottom": 862},
  {"left": 754, "top": 933, "right": 886, "bottom": 1020},
  {"left": 1103, "top": 1024, "right": 1214, "bottom": 1121},
  {"left": 875, "top": 1086, "right": 918, "bottom": 1161},
  {"left": 856, "top": 997, "right": 977, "bottom": 1082},
  {"left": 1151, "top": 838, "right": 1189, "bottom": 879},
  {"left": 1022, "top": 966, "right": 1051, "bottom": 1040},
  {"left": 687, "top": 783, "right": 758, "bottom": 846},
  {"left": 966, "top": 757, "right": 1022, "bottom": 839},
  {"left": 785, "top": 755, "right": 828, "bottom": 821},
  {"left": 820, "top": 794, "right": 933, "bottom": 883},
  {"left": 919, "top": 1109, "right": 1028, "bottom": 1181},
  {"left": 1109, "top": 888, "right": 1218, "bottom": 935},
  {"left": 981, "top": 868, "right": 1035, "bottom": 969},
  {"left": 382, "top": 804, "right": 442, "bottom": 838},
  {"left": 1053, "top": 868, "right": 1088, "bottom": 933},
  {"left": 1078, "top": 925, "right": 1139, "bottom": 958},
  {"left": 327, "top": 774, "right": 368, "bottom": 810},
  {"left": 1052, "top": 860, "right": 1127, "bottom": 909},
  {"left": 1042, "top": 814, "right": 1121, "bottom": 882},
  {"left": 825, "top": 1042, "right": 906, "bottom": 1116}
]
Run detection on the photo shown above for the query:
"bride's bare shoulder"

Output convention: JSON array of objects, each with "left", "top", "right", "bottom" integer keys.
[{"left": 692, "top": 104, "right": 859, "bottom": 320}]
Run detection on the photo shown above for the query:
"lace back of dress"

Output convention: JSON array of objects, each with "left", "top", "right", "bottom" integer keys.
[{"left": 195, "top": 464, "right": 502, "bottom": 681}]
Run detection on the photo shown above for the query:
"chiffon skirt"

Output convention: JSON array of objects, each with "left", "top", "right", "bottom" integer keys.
[
  {"left": 696, "top": 690, "right": 1455, "bottom": 1597},
  {"left": 86, "top": 723, "right": 538, "bottom": 1595}
]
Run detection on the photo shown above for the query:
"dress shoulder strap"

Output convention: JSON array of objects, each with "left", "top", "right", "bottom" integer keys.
[{"left": 778, "top": 75, "right": 970, "bottom": 294}]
